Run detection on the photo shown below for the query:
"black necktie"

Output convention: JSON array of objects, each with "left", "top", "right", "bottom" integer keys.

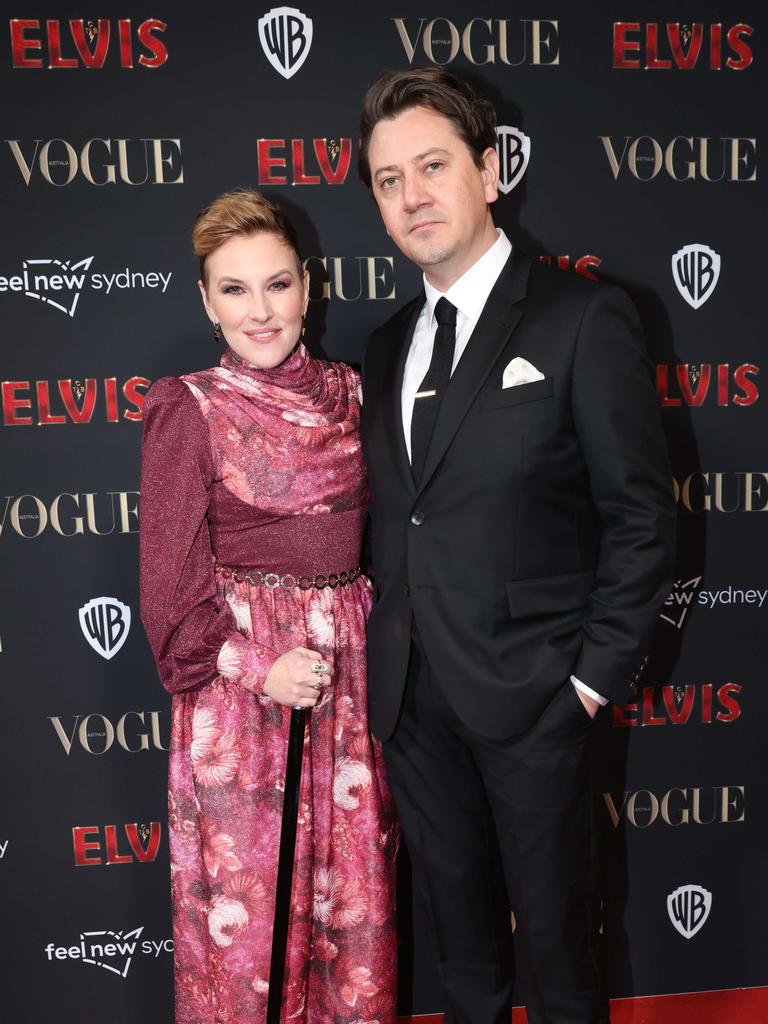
[{"left": 410, "top": 296, "right": 457, "bottom": 484}]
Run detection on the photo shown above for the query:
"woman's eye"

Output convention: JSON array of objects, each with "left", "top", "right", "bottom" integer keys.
[
  {"left": 223, "top": 285, "right": 243, "bottom": 295},
  {"left": 269, "top": 280, "right": 291, "bottom": 291}
]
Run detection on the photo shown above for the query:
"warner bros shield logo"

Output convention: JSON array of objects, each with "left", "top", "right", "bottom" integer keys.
[
  {"left": 258, "top": 6, "right": 313, "bottom": 79},
  {"left": 495, "top": 126, "right": 531, "bottom": 195},
  {"left": 672, "top": 244, "right": 721, "bottom": 309},
  {"left": 78, "top": 597, "right": 131, "bottom": 660},
  {"left": 667, "top": 884, "right": 712, "bottom": 939}
]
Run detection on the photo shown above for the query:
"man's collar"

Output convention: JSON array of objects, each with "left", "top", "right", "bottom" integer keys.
[{"left": 423, "top": 228, "right": 512, "bottom": 326}]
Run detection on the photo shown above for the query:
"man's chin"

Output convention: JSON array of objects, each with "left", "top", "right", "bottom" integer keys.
[{"left": 406, "top": 242, "right": 453, "bottom": 269}]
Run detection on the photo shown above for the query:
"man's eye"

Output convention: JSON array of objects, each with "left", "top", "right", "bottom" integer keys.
[
  {"left": 380, "top": 176, "right": 398, "bottom": 190},
  {"left": 426, "top": 161, "right": 443, "bottom": 172}
]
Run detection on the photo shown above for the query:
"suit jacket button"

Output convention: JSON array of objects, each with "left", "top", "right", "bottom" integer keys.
[
  {"left": 404, "top": 584, "right": 410, "bottom": 596},
  {"left": 410, "top": 510, "right": 425, "bottom": 526}
]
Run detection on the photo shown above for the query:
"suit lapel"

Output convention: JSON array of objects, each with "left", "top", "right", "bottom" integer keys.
[
  {"left": 377, "top": 295, "right": 423, "bottom": 495},
  {"left": 416, "top": 250, "right": 532, "bottom": 495}
]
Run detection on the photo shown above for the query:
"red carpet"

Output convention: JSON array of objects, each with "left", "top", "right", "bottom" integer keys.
[{"left": 397, "top": 985, "right": 768, "bottom": 1023}]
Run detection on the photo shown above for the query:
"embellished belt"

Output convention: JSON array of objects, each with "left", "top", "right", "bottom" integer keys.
[{"left": 214, "top": 561, "right": 362, "bottom": 591}]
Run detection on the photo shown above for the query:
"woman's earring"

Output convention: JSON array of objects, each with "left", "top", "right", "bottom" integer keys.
[
  {"left": 301, "top": 314, "right": 306, "bottom": 339},
  {"left": 212, "top": 321, "right": 221, "bottom": 342}
]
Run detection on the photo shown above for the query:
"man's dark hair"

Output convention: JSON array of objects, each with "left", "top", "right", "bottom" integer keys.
[{"left": 358, "top": 66, "right": 498, "bottom": 189}]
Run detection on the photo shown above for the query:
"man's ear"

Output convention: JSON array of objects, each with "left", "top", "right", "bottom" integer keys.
[{"left": 480, "top": 146, "right": 500, "bottom": 205}]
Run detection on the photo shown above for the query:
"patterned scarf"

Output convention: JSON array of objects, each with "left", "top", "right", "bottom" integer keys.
[{"left": 182, "top": 344, "right": 366, "bottom": 515}]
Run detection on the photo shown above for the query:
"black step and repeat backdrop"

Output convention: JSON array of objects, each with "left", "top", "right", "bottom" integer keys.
[{"left": 1, "top": 4, "right": 765, "bottom": 1021}]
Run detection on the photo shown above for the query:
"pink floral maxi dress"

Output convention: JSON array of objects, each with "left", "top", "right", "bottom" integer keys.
[{"left": 139, "top": 345, "right": 398, "bottom": 1024}]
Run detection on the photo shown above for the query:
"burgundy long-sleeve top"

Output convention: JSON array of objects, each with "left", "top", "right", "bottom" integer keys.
[{"left": 139, "top": 348, "right": 367, "bottom": 695}]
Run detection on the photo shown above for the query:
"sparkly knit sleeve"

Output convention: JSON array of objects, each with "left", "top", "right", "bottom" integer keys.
[{"left": 139, "top": 376, "right": 278, "bottom": 696}]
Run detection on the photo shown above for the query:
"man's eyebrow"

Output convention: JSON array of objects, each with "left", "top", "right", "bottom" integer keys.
[{"left": 373, "top": 147, "right": 451, "bottom": 180}]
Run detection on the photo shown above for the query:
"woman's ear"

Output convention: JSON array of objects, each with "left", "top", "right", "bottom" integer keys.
[{"left": 198, "top": 279, "right": 215, "bottom": 323}]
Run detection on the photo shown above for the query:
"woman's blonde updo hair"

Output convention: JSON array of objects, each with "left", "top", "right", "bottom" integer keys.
[{"left": 193, "top": 188, "right": 303, "bottom": 284}]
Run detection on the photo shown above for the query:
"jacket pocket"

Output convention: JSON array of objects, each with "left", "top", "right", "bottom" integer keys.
[
  {"left": 506, "top": 568, "right": 594, "bottom": 618},
  {"left": 480, "top": 376, "right": 554, "bottom": 411}
]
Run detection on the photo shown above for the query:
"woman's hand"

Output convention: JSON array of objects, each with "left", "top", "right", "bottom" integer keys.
[{"left": 262, "top": 646, "right": 333, "bottom": 708}]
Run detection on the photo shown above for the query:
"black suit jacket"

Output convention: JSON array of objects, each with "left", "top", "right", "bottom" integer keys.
[{"left": 361, "top": 250, "right": 676, "bottom": 741}]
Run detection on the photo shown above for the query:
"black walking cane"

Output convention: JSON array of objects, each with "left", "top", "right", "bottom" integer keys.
[{"left": 266, "top": 705, "right": 308, "bottom": 1024}]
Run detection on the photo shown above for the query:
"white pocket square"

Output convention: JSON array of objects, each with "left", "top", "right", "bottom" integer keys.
[{"left": 502, "top": 356, "right": 545, "bottom": 389}]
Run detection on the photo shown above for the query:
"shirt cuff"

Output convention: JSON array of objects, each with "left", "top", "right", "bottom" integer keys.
[{"left": 570, "top": 675, "right": 609, "bottom": 706}]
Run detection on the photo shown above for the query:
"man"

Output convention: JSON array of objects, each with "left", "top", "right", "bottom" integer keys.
[{"left": 358, "top": 67, "right": 675, "bottom": 1024}]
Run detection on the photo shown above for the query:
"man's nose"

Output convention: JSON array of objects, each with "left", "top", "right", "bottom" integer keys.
[{"left": 401, "top": 173, "right": 431, "bottom": 214}]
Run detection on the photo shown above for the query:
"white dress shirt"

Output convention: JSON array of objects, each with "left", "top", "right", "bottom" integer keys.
[{"left": 400, "top": 228, "right": 608, "bottom": 707}]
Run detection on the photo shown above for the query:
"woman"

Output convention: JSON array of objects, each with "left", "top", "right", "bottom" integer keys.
[{"left": 140, "top": 190, "right": 397, "bottom": 1023}]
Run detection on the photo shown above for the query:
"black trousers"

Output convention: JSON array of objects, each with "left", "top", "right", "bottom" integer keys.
[{"left": 382, "top": 641, "right": 606, "bottom": 1024}]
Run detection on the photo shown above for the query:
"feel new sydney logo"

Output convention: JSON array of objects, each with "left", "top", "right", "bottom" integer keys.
[
  {"left": 0, "top": 257, "right": 172, "bottom": 318},
  {"left": 44, "top": 926, "right": 173, "bottom": 978}
]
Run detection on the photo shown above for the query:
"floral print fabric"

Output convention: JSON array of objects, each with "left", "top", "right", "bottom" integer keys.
[{"left": 140, "top": 345, "right": 397, "bottom": 1023}]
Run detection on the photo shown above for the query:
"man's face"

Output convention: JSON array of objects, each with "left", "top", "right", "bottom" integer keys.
[{"left": 367, "top": 105, "right": 499, "bottom": 285}]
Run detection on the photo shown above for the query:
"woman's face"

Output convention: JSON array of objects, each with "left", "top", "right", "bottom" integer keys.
[{"left": 199, "top": 231, "right": 309, "bottom": 369}]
